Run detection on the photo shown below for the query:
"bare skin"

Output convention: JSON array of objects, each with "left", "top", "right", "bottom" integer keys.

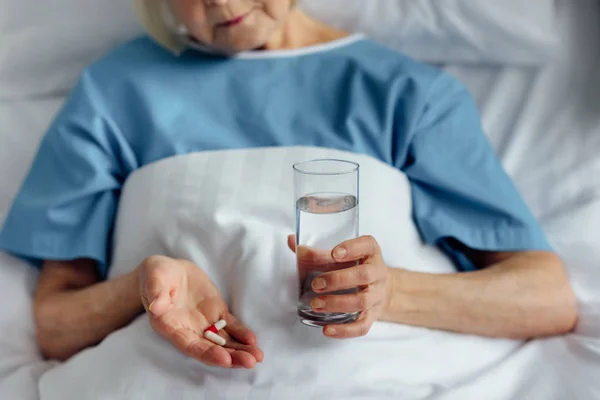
[
  {"left": 35, "top": 0, "right": 347, "bottom": 365},
  {"left": 35, "top": 257, "right": 264, "bottom": 367},
  {"left": 32, "top": 0, "right": 577, "bottom": 365},
  {"left": 288, "top": 235, "right": 577, "bottom": 340},
  {"left": 34, "top": 259, "right": 143, "bottom": 361},
  {"left": 35, "top": 240, "right": 577, "bottom": 363}
]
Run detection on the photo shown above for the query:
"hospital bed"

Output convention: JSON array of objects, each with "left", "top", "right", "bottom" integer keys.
[{"left": 0, "top": 0, "right": 599, "bottom": 399}]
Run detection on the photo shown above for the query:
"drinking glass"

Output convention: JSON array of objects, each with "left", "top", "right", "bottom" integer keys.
[{"left": 293, "top": 159, "right": 360, "bottom": 327}]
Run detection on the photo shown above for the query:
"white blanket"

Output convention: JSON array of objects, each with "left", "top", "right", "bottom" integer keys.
[
  {"left": 38, "top": 147, "right": 526, "bottom": 399},
  {"left": 2, "top": 2, "right": 599, "bottom": 398}
]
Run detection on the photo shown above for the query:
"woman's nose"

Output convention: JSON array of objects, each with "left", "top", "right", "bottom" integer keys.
[{"left": 203, "top": 0, "right": 228, "bottom": 5}]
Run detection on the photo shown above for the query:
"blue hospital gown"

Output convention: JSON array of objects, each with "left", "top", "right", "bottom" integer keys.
[{"left": 0, "top": 34, "right": 552, "bottom": 277}]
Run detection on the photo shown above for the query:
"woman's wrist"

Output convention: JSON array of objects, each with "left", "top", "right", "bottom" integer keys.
[
  {"left": 129, "top": 266, "right": 146, "bottom": 315},
  {"left": 380, "top": 268, "right": 423, "bottom": 324}
]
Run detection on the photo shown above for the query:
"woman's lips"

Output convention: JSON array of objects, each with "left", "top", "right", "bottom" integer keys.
[{"left": 217, "top": 12, "right": 251, "bottom": 28}]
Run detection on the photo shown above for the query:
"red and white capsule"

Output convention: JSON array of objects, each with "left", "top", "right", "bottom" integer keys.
[{"left": 204, "top": 319, "right": 227, "bottom": 346}]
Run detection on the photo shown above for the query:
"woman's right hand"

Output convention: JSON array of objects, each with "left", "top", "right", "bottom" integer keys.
[{"left": 138, "top": 256, "right": 264, "bottom": 369}]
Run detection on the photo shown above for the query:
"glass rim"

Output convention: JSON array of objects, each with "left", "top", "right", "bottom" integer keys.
[{"left": 293, "top": 158, "right": 359, "bottom": 176}]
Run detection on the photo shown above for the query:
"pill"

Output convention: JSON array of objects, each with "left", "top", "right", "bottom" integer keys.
[
  {"left": 203, "top": 320, "right": 227, "bottom": 346},
  {"left": 204, "top": 319, "right": 227, "bottom": 334},
  {"left": 204, "top": 330, "right": 226, "bottom": 346},
  {"left": 214, "top": 319, "right": 227, "bottom": 331},
  {"left": 205, "top": 325, "right": 218, "bottom": 334}
]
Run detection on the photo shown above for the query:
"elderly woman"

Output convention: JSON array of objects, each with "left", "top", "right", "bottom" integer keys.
[{"left": 0, "top": 0, "right": 576, "bottom": 369}]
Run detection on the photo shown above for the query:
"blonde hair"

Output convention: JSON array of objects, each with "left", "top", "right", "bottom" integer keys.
[
  {"left": 132, "top": 0, "right": 298, "bottom": 54},
  {"left": 132, "top": 0, "right": 187, "bottom": 54}
]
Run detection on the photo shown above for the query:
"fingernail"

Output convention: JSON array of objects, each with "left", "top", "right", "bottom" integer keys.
[
  {"left": 334, "top": 247, "right": 347, "bottom": 259},
  {"left": 313, "top": 278, "right": 327, "bottom": 290},
  {"left": 325, "top": 327, "right": 337, "bottom": 336},
  {"left": 148, "top": 300, "right": 156, "bottom": 313},
  {"left": 311, "top": 298, "right": 326, "bottom": 309}
]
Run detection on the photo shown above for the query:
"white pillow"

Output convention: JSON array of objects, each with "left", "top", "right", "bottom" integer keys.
[
  {"left": 0, "top": 0, "right": 143, "bottom": 99},
  {"left": 0, "top": 0, "right": 558, "bottom": 100},
  {"left": 299, "top": 0, "right": 559, "bottom": 66}
]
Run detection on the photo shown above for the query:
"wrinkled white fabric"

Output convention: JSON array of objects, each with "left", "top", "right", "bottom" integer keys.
[
  {"left": 0, "top": 1, "right": 598, "bottom": 398},
  {"left": 0, "top": 0, "right": 557, "bottom": 99},
  {"left": 37, "top": 147, "right": 521, "bottom": 400},
  {"left": 299, "top": 0, "right": 558, "bottom": 66}
]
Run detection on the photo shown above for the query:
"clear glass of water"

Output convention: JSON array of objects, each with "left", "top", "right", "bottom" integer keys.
[{"left": 293, "top": 159, "right": 360, "bottom": 327}]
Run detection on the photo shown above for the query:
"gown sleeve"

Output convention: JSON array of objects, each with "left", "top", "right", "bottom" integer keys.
[
  {"left": 402, "top": 73, "right": 552, "bottom": 271},
  {"left": 0, "top": 71, "right": 137, "bottom": 277}
]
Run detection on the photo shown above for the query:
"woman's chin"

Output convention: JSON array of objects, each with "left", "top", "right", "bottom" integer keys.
[
  {"left": 213, "top": 24, "right": 276, "bottom": 54},
  {"left": 217, "top": 36, "right": 270, "bottom": 54}
]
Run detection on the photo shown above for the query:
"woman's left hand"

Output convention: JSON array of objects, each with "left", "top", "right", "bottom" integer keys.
[{"left": 288, "top": 235, "right": 393, "bottom": 339}]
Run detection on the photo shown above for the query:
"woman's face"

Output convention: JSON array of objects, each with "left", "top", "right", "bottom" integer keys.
[{"left": 169, "top": 0, "right": 294, "bottom": 53}]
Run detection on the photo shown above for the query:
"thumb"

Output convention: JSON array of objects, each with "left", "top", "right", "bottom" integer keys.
[
  {"left": 147, "top": 290, "right": 172, "bottom": 317},
  {"left": 287, "top": 234, "right": 296, "bottom": 252},
  {"left": 141, "top": 265, "right": 176, "bottom": 317}
]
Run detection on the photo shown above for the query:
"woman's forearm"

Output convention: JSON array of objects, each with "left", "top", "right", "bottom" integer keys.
[
  {"left": 381, "top": 252, "right": 578, "bottom": 339},
  {"left": 34, "top": 262, "right": 144, "bottom": 361}
]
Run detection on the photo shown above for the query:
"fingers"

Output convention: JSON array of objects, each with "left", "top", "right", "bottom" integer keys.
[
  {"left": 199, "top": 345, "right": 233, "bottom": 368},
  {"left": 310, "top": 284, "right": 384, "bottom": 313},
  {"left": 289, "top": 235, "right": 337, "bottom": 266},
  {"left": 168, "top": 327, "right": 232, "bottom": 367},
  {"left": 332, "top": 235, "right": 381, "bottom": 262},
  {"left": 164, "top": 324, "right": 261, "bottom": 369},
  {"left": 323, "top": 312, "right": 375, "bottom": 339},
  {"left": 203, "top": 343, "right": 263, "bottom": 370},
  {"left": 141, "top": 276, "right": 173, "bottom": 317},
  {"left": 287, "top": 234, "right": 296, "bottom": 252},
  {"left": 220, "top": 317, "right": 264, "bottom": 363},
  {"left": 224, "top": 314, "right": 257, "bottom": 346},
  {"left": 296, "top": 245, "right": 336, "bottom": 268},
  {"left": 194, "top": 315, "right": 263, "bottom": 368},
  {"left": 206, "top": 334, "right": 262, "bottom": 369},
  {"left": 195, "top": 342, "right": 261, "bottom": 370},
  {"left": 139, "top": 256, "right": 182, "bottom": 317},
  {"left": 312, "top": 262, "right": 387, "bottom": 293},
  {"left": 290, "top": 234, "right": 382, "bottom": 274},
  {"left": 226, "top": 344, "right": 264, "bottom": 364},
  {"left": 228, "top": 350, "right": 258, "bottom": 369},
  {"left": 147, "top": 292, "right": 173, "bottom": 317}
]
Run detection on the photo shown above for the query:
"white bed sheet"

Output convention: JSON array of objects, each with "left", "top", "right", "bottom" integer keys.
[{"left": 0, "top": 0, "right": 598, "bottom": 398}]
